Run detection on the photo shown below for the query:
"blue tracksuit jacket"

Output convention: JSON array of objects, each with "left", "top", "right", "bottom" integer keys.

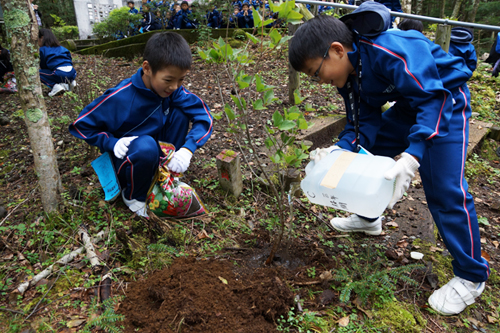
[
  {"left": 449, "top": 27, "right": 477, "bottom": 73},
  {"left": 69, "top": 68, "right": 213, "bottom": 155},
  {"left": 39, "top": 46, "right": 73, "bottom": 71},
  {"left": 237, "top": 10, "right": 254, "bottom": 28},
  {"left": 336, "top": 29, "right": 471, "bottom": 161}
]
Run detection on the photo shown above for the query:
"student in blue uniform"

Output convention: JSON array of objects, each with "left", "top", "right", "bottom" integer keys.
[
  {"left": 289, "top": 2, "right": 489, "bottom": 316},
  {"left": 397, "top": 18, "right": 423, "bottom": 32},
  {"left": 0, "top": 43, "right": 14, "bottom": 83},
  {"left": 69, "top": 32, "right": 213, "bottom": 218},
  {"left": 38, "top": 29, "right": 77, "bottom": 97},
  {"left": 206, "top": 5, "right": 222, "bottom": 28},
  {"left": 485, "top": 32, "right": 500, "bottom": 77},
  {"left": 173, "top": 1, "right": 197, "bottom": 29},
  {"left": 237, "top": 2, "right": 254, "bottom": 28},
  {"left": 449, "top": 27, "right": 477, "bottom": 73},
  {"left": 231, "top": 0, "right": 243, "bottom": 10},
  {"left": 141, "top": 5, "right": 162, "bottom": 32},
  {"left": 128, "top": 1, "right": 139, "bottom": 14}
]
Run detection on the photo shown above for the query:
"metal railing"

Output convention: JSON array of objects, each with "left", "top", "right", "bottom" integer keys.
[{"left": 295, "top": 0, "right": 500, "bottom": 32}]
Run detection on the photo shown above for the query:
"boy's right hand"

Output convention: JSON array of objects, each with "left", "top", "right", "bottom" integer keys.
[{"left": 113, "top": 136, "right": 138, "bottom": 159}]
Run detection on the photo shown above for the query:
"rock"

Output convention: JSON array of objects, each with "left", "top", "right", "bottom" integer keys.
[
  {"left": 385, "top": 248, "right": 400, "bottom": 261},
  {"left": 410, "top": 251, "right": 424, "bottom": 260},
  {"left": 0, "top": 206, "right": 6, "bottom": 218},
  {"left": 317, "top": 289, "right": 336, "bottom": 306},
  {"left": 426, "top": 273, "right": 439, "bottom": 289},
  {"left": 0, "top": 116, "right": 10, "bottom": 126}
]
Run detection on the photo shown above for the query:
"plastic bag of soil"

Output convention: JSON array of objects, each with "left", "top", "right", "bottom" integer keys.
[{"left": 146, "top": 142, "right": 207, "bottom": 218}]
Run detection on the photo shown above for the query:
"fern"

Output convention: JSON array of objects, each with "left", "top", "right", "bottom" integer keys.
[
  {"left": 332, "top": 247, "right": 424, "bottom": 306},
  {"left": 82, "top": 296, "right": 125, "bottom": 333}
]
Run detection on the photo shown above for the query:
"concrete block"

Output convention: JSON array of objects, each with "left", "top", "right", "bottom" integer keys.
[
  {"left": 297, "top": 115, "right": 346, "bottom": 150},
  {"left": 216, "top": 150, "right": 243, "bottom": 197}
]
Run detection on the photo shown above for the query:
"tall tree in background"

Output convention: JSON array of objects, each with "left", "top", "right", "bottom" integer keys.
[
  {"left": 451, "top": 0, "right": 464, "bottom": 18},
  {"left": 440, "top": 0, "right": 447, "bottom": 18},
  {"left": 0, "top": 0, "right": 62, "bottom": 213},
  {"left": 466, "top": 0, "right": 481, "bottom": 22},
  {"left": 401, "top": 0, "right": 412, "bottom": 13}
]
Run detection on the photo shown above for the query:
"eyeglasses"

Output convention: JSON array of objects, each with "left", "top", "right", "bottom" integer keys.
[{"left": 310, "top": 46, "right": 330, "bottom": 83}]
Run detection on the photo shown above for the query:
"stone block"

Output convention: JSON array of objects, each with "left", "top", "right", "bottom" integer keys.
[{"left": 216, "top": 150, "right": 243, "bottom": 197}]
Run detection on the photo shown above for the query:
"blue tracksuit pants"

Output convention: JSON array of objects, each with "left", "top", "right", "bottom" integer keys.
[
  {"left": 112, "top": 108, "right": 189, "bottom": 202},
  {"left": 370, "top": 85, "right": 490, "bottom": 283},
  {"left": 39, "top": 68, "right": 77, "bottom": 88}
]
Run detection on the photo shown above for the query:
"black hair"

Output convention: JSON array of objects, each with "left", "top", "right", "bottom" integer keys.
[
  {"left": 397, "top": 18, "right": 423, "bottom": 33},
  {"left": 127, "top": 1, "right": 134, "bottom": 4},
  {"left": 181, "top": 1, "right": 189, "bottom": 6},
  {"left": 289, "top": 15, "right": 354, "bottom": 72},
  {"left": 143, "top": 32, "right": 192, "bottom": 73},
  {"left": 38, "top": 28, "right": 61, "bottom": 47}
]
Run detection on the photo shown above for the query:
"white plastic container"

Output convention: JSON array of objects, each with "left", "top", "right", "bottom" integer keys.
[{"left": 301, "top": 150, "right": 396, "bottom": 218}]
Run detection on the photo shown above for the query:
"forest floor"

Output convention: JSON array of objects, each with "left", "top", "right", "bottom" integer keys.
[{"left": 0, "top": 43, "right": 500, "bottom": 333}]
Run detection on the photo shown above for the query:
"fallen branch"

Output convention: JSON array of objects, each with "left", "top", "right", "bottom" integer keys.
[
  {"left": 79, "top": 226, "right": 102, "bottom": 271},
  {"left": 15, "top": 230, "right": 107, "bottom": 295}
]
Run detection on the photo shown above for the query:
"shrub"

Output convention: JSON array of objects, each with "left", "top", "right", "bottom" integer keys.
[{"left": 93, "top": 7, "right": 143, "bottom": 40}]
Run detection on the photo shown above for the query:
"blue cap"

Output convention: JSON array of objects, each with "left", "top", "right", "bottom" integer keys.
[
  {"left": 340, "top": 1, "right": 391, "bottom": 37},
  {"left": 450, "top": 27, "right": 474, "bottom": 43}
]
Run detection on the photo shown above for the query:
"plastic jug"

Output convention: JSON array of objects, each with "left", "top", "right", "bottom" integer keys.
[{"left": 301, "top": 150, "right": 396, "bottom": 218}]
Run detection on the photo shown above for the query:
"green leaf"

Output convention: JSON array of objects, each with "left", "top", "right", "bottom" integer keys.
[
  {"left": 237, "top": 121, "right": 247, "bottom": 130},
  {"left": 208, "top": 49, "right": 220, "bottom": 62},
  {"left": 253, "top": 9, "right": 262, "bottom": 27},
  {"left": 197, "top": 48, "right": 207, "bottom": 60},
  {"left": 269, "top": 29, "right": 282, "bottom": 45},
  {"left": 224, "top": 104, "right": 235, "bottom": 121},
  {"left": 237, "top": 79, "right": 250, "bottom": 90},
  {"left": 285, "top": 155, "right": 297, "bottom": 164},
  {"left": 298, "top": 118, "right": 309, "bottom": 130},
  {"left": 278, "top": 120, "right": 296, "bottom": 131},
  {"left": 246, "top": 32, "right": 260, "bottom": 44},
  {"left": 294, "top": 90, "right": 306, "bottom": 104},
  {"left": 263, "top": 19, "right": 275, "bottom": 26},
  {"left": 272, "top": 110, "right": 283, "bottom": 127},
  {"left": 212, "top": 111, "right": 222, "bottom": 120},
  {"left": 264, "top": 90, "right": 278, "bottom": 105},
  {"left": 305, "top": 103, "right": 315, "bottom": 111},
  {"left": 231, "top": 95, "right": 246, "bottom": 111},
  {"left": 253, "top": 99, "right": 267, "bottom": 110},
  {"left": 255, "top": 74, "right": 275, "bottom": 92},
  {"left": 286, "top": 10, "right": 303, "bottom": 21},
  {"left": 264, "top": 137, "right": 274, "bottom": 149}
]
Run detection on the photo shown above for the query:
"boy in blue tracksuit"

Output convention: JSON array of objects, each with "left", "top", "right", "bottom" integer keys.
[
  {"left": 38, "top": 28, "right": 77, "bottom": 97},
  {"left": 289, "top": 2, "right": 488, "bottom": 316},
  {"left": 449, "top": 27, "right": 477, "bottom": 73},
  {"left": 237, "top": 3, "right": 254, "bottom": 28},
  {"left": 206, "top": 6, "right": 222, "bottom": 28},
  {"left": 173, "top": 1, "right": 197, "bottom": 29},
  {"left": 69, "top": 32, "right": 213, "bottom": 218}
]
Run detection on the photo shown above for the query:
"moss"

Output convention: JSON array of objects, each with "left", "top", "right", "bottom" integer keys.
[
  {"left": 166, "top": 226, "right": 186, "bottom": 246},
  {"left": 374, "top": 301, "right": 426, "bottom": 333},
  {"left": 229, "top": 39, "right": 244, "bottom": 48},
  {"left": 0, "top": 150, "right": 10, "bottom": 159},
  {"left": 233, "top": 29, "right": 247, "bottom": 40},
  {"left": 480, "top": 139, "right": 499, "bottom": 162},
  {"left": 28, "top": 67, "right": 37, "bottom": 76},
  {"left": 4, "top": 9, "right": 31, "bottom": 30},
  {"left": 26, "top": 108, "right": 43, "bottom": 123},
  {"left": 488, "top": 267, "right": 500, "bottom": 285},
  {"left": 413, "top": 239, "right": 453, "bottom": 285}
]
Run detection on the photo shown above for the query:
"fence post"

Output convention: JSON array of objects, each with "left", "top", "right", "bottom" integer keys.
[
  {"left": 288, "top": 23, "right": 300, "bottom": 105},
  {"left": 435, "top": 24, "right": 452, "bottom": 52}
]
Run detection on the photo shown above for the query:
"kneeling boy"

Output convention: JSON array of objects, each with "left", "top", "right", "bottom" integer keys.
[{"left": 69, "top": 32, "right": 213, "bottom": 218}]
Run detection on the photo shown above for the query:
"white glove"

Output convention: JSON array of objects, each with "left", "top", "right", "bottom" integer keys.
[
  {"left": 167, "top": 148, "right": 193, "bottom": 173},
  {"left": 310, "top": 145, "right": 341, "bottom": 164},
  {"left": 384, "top": 152, "right": 420, "bottom": 209},
  {"left": 113, "top": 136, "right": 138, "bottom": 159}
]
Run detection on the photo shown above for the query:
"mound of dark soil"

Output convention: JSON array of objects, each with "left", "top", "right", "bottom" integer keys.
[{"left": 119, "top": 256, "right": 294, "bottom": 333}]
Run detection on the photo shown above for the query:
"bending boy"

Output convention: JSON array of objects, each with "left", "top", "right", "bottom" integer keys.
[
  {"left": 69, "top": 32, "right": 213, "bottom": 218},
  {"left": 289, "top": 7, "right": 488, "bottom": 316}
]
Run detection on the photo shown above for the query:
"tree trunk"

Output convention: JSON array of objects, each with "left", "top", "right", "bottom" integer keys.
[
  {"left": 440, "top": 0, "right": 447, "bottom": 18},
  {"left": 401, "top": 0, "right": 412, "bottom": 13},
  {"left": 415, "top": 0, "right": 424, "bottom": 15},
  {"left": 451, "top": 0, "right": 463, "bottom": 19},
  {"left": 466, "top": 0, "right": 481, "bottom": 23},
  {"left": 0, "top": 0, "right": 61, "bottom": 213}
]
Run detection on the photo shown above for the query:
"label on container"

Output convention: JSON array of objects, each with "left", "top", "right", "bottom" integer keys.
[{"left": 320, "top": 151, "right": 357, "bottom": 189}]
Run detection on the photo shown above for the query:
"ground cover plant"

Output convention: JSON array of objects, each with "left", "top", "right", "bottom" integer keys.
[{"left": 1, "top": 21, "right": 500, "bottom": 333}]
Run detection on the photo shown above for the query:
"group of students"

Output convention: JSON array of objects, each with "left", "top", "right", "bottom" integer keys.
[{"left": 124, "top": 0, "right": 290, "bottom": 33}]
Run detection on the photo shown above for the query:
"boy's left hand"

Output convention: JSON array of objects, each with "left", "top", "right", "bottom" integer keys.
[
  {"left": 384, "top": 153, "right": 420, "bottom": 209},
  {"left": 167, "top": 148, "right": 193, "bottom": 173}
]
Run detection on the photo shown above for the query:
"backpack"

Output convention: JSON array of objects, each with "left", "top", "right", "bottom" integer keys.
[{"left": 340, "top": 1, "right": 391, "bottom": 37}]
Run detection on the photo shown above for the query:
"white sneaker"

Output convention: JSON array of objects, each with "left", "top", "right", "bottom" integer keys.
[
  {"left": 428, "top": 276, "right": 485, "bottom": 315},
  {"left": 330, "top": 214, "right": 383, "bottom": 235},
  {"left": 121, "top": 190, "right": 149, "bottom": 218},
  {"left": 70, "top": 80, "right": 77, "bottom": 91},
  {"left": 48, "top": 83, "right": 66, "bottom": 97}
]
